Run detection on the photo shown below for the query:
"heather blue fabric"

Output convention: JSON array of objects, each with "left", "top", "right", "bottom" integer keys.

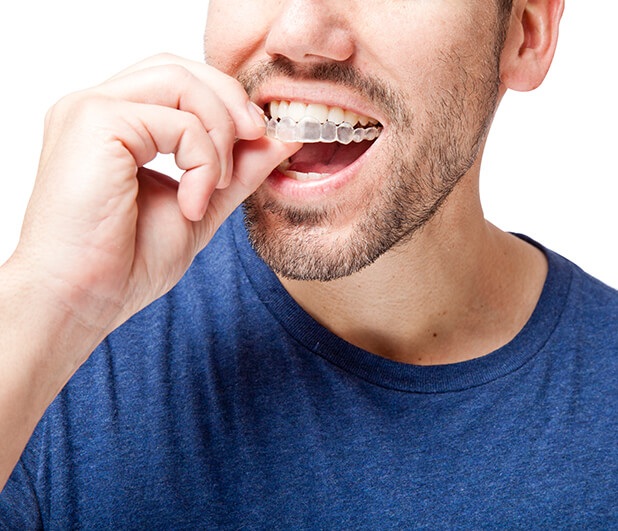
[{"left": 1, "top": 207, "right": 616, "bottom": 529}]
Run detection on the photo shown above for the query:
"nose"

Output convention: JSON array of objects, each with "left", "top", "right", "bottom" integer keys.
[{"left": 265, "top": 0, "right": 355, "bottom": 64}]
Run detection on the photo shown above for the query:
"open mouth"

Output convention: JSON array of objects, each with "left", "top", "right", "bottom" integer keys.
[{"left": 264, "top": 100, "right": 383, "bottom": 182}]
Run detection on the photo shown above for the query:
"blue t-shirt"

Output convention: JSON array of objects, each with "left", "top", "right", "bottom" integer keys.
[{"left": 1, "top": 208, "right": 617, "bottom": 529}]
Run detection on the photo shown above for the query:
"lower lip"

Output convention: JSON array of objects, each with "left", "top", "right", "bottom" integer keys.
[{"left": 264, "top": 136, "right": 381, "bottom": 201}]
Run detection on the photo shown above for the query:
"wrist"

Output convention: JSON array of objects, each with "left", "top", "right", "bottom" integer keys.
[
  {"left": 0, "top": 255, "right": 108, "bottom": 387},
  {"left": 0, "top": 256, "right": 109, "bottom": 490}
]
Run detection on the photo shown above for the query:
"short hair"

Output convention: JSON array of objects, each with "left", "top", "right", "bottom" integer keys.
[
  {"left": 496, "top": 0, "right": 514, "bottom": 49},
  {"left": 498, "top": 0, "right": 514, "bottom": 15}
]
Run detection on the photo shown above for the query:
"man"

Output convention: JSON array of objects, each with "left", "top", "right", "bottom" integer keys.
[{"left": 0, "top": 0, "right": 615, "bottom": 527}]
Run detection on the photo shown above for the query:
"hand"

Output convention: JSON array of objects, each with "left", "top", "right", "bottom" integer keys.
[{"left": 10, "top": 54, "right": 299, "bottom": 343}]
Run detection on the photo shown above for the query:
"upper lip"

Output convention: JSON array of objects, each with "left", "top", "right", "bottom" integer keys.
[{"left": 252, "top": 80, "right": 386, "bottom": 126}]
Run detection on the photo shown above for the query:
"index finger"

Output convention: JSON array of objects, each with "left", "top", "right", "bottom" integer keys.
[
  {"left": 106, "top": 54, "right": 264, "bottom": 141},
  {"left": 97, "top": 60, "right": 267, "bottom": 187}
]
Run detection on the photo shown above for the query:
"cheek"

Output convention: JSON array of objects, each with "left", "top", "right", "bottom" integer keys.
[
  {"left": 355, "top": 13, "right": 454, "bottom": 91},
  {"left": 204, "top": 1, "right": 270, "bottom": 74},
  {"left": 357, "top": 4, "right": 493, "bottom": 84}
]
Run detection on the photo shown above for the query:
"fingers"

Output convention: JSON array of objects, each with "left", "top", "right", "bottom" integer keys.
[
  {"left": 108, "top": 100, "right": 228, "bottom": 222},
  {"left": 125, "top": 101, "right": 300, "bottom": 224},
  {"left": 108, "top": 54, "right": 261, "bottom": 137},
  {"left": 95, "top": 54, "right": 301, "bottom": 226},
  {"left": 42, "top": 53, "right": 285, "bottom": 233},
  {"left": 99, "top": 55, "right": 266, "bottom": 188},
  {"left": 193, "top": 138, "right": 302, "bottom": 240}
]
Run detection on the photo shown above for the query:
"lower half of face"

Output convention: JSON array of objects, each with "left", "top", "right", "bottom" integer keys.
[{"left": 241, "top": 53, "right": 501, "bottom": 282}]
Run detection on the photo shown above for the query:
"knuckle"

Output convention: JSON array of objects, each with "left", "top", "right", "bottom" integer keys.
[
  {"left": 150, "top": 52, "right": 181, "bottom": 65},
  {"left": 45, "top": 92, "right": 82, "bottom": 128},
  {"left": 43, "top": 104, "right": 57, "bottom": 130},
  {"left": 45, "top": 91, "right": 112, "bottom": 131},
  {"left": 158, "top": 63, "right": 195, "bottom": 86},
  {"left": 182, "top": 111, "right": 205, "bottom": 133},
  {"left": 64, "top": 93, "right": 108, "bottom": 122}
]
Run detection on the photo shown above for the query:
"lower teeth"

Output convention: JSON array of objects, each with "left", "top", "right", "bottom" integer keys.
[
  {"left": 266, "top": 117, "right": 382, "bottom": 144},
  {"left": 283, "top": 169, "right": 329, "bottom": 181}
]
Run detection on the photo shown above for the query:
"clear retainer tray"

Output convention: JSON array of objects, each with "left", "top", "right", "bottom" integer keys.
[{"left": 265, "top": 116, "right": 382, "bottom": 144}]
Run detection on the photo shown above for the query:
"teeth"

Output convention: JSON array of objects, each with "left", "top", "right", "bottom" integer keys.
[
  {"left": 275, "top": 158, "right": 331, "bottom": 181},
  {"left": 288, "top": 101, "right": 306, "bottom": 122},
  {"left": 277, "top": 101, "right": 289, "bottom": 118},
  {"left": 269, "top": 101, "right": 280, "bottom": 120},
  {"left": 327, "top": 106, "right": 345, "bottom": 125},
  {"left": 266, "top": 117, "right": 381, "bottom": 144},
  {"left": 265, "top": 100, "right": 382, "bottom": 144},
  {"left": 268, "top": 100, "right": 378, "bottom": 129},
  {"left": 297, "top": 117, "right": 322, "bottom": 142},
  {"left": 344, "top": 109, "right": 359, "bottom": 126},
  {"left": 306, "top": 103, "right": 329, "bottom": 123},
  {"left": 282, "top": 169, "right": 331, "bottom": 181}
]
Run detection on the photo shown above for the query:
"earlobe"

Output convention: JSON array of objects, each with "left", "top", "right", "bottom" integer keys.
[{"left": 500, "top": 0, "right": 565, "bottom": 92}]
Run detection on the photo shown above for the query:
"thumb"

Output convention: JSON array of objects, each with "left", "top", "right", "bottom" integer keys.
[{"left": 196, "top": 137, "right": 301, "bottom": 243}]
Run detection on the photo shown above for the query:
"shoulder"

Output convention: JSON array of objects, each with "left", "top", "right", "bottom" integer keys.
[
  {"left": 541, "top": 247, "right": 618, "bottom": 386},
  {"left": 518, "top": 237, "right": 618, "bottom": 381},
  {"left": 560, "top": 254, "right": 618, "bottom": 334},
  {"left": 524, "top": 235, "right": 618, "bottom": 332}
]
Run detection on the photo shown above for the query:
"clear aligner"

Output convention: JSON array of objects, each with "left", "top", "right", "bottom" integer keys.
[{"left": 265, "top": 116, "right": 382, "bottom": 144}]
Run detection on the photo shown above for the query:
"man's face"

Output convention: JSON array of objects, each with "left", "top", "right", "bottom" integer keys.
[{"left": 205, "top": 1, "right": 507, "bottom": 281}]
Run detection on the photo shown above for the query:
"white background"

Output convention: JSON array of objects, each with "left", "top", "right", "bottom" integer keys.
[{"left": 1, "top": 2, "right": 616, "bottom": 287}]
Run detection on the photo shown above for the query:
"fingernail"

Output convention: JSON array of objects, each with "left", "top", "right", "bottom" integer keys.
[{"left": 247, "top": 101, "right": 267, "bottom": 130}]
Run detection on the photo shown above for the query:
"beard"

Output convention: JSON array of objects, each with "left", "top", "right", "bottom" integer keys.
[{"left": 237, "top": 47, "right": 502, "bottom": 282}]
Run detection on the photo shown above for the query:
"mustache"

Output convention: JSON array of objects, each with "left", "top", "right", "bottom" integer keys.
[{"left": 236, "top": 57, "right": 412, "bottom": 128}]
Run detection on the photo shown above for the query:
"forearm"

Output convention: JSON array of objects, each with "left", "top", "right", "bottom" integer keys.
[{"left": 0, "top": 258, "right": 105, "bottom": 491}]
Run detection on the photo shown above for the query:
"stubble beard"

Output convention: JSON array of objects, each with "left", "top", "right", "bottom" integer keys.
[{"left": 239, "top": 47, "right": 502, "bottom": 282}]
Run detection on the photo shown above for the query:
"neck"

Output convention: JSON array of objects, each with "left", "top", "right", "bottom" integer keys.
[{"left": 278, "top": 172, "right": 548, "bottom": 366}]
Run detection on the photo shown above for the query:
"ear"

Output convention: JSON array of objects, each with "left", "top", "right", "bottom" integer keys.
[{"left": 500, "top": 0, "right": 565, "bottom": 91}]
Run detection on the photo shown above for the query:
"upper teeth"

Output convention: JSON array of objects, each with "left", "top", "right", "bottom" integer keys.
[{"left": 268, "top": 101, "right": 379, "bottom": 128}]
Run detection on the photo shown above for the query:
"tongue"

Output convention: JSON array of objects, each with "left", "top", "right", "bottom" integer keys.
[{"left": 287, "top": 141, "right": 372, "bottom": 174}]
